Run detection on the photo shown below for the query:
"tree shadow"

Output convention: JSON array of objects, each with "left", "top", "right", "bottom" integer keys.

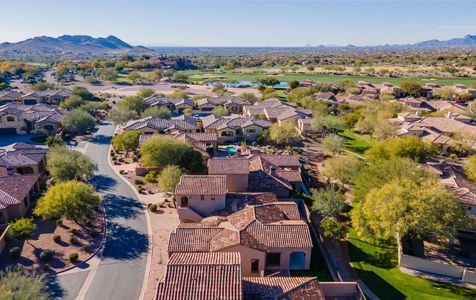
[
  {"left": 45, "top": 275, "right": 65, "bottom": 299},
  {"left": 102, "top": 194, "right": 144, "bottom": 220},
  {"left": 90, "top": 134, "right": 112, "bottom": 145},
  {"left": 91, "top": 175, "right": 117, "bottom": 192},
  {"left": 356, "top": 269, "right": 406, "bottom": 300},
  {"left": 101, "top": 223, "right": 148, "bottom": 260},
  {"left": 347, "top": 240, "right": 397, "bottom": 269}
]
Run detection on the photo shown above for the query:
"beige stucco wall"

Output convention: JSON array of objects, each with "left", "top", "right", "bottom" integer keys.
[
  {"left": 176, "top": 193, "right": 226, "bottom": 217},
  {"left": 242, "top": 125, "right": 265, "bottom": 141},
  {"left": 178, "top": 207, "right": 204, "bottom": 223},
  {"left": 223, "top": 174, "right": 249, "bottom": 192},
  {"left": 0, "top": 114, "right": 24, "bottom": 133},
  {"left": 265, "top": 247, "right": 312, "bottom": 272},
  {"left": 221, "top": 245, "right": 266, "bottom": 276}
]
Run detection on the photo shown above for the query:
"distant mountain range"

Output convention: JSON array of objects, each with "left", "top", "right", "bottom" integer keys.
[
  {"left": 411, "top": 34, "right": 476, "bottom": 48},
  {"left": 0, "top": 35, "right": 152, "bottom": 56},
  {"left": 0, "top": 34, "right": 475, "bottom": 57}
]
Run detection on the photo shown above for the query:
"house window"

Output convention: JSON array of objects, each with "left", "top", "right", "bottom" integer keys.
[
  {"left": 200, "top": 194, "right": 205, "bottom": 200},
  {"left": 266, "top": 252, "right": 281, "bottom": 267},
  {"left": 251, "top": 259, "right": 259, "bottom": 273},
  {"left": 6, "top": 116, "right": 15, "bottom": 122},
  {"left": 180, "top": 196, "right": 189, "bottom": 207},
  {"left": 246, "top": 129, "right": 256, "bottom": 133}
]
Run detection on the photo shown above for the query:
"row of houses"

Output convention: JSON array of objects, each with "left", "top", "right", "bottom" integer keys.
[
  {"left": 0, "top": 103, "right": 65, "bottom": 135},
  {"left": 391, "top": 111, "right": 476, "bottom": 150},
  {"left": 0, "top": 89, "right": 73, "bottom": 105}
]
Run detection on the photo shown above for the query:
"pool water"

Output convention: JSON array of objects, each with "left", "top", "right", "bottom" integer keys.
[{"left": 225, "top": 146, "right": 238, "bottom": 155}]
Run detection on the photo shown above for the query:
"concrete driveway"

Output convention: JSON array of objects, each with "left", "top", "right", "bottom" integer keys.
[{"left": 52, "top": 122, "right": 149, "bottom": 300}]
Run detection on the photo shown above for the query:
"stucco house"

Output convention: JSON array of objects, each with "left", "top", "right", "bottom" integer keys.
[
  {"left": 20, "top": 89, "right": 72, "bottom": 105},
  {"left": 0, "top": 143, "right": 47, "bottom": 176},
  {"left": 175, "top": 175, "right": 227, "bottom": 222},
  {"left": 205, "top": 154, "right": 303, "bottom": 198},
  {"left": 168, "top": 201, "right": 313, "bottom": 276},
  {"left": 0, "top": 173, "right": 40, "bottom": 223},
  {"left": 157, "top": 252, "right": 364, "bottom": 300},
  {"left": 122, "top": 116, "right": 199, "bottom": 135},
  {"left": 0, "top": 103, "right": 64, "bottom": 135},
  {"left": 196, "top": 96, "right": 249, "bottom": 114},
  {"left": 208, "top": 158, "right": 249, "bottom": 192},
  {"left": 201, "top": 115, "right": 272, "bottom": 143},
  {"left": 0, "top": 91, "right": 21, "bottom": 105},
  {"left": 143, "top": 96, "right": 193, "bottom": 113}
]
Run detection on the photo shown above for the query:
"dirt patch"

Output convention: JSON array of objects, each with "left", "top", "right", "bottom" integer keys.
[{"left": 0, "top": 208, "right": 105, "bottom": 274}]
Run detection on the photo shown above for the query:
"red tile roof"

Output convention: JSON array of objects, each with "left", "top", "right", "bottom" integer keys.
[
  {"left": 175, "top": 175, "right": 227, "bottom": 195},
  {"left": 156, "top": 252, "right": 242, "bottom": 300},
  {"left": 169, "top": 202, "right": 312, "bottom": 253},
  {"left": 208, "top": 158, "right": 249, "bottom": 175},
  {"left": 242, "top": 277, "right": 325, "bottom": 300},
  {"left": 0, "top": 174, "right": 39, "bottom": 210}
]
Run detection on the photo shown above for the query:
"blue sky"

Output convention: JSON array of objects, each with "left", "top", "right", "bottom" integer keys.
[{"left": 4, "top": 0, "right": 476, "bottom": 46}]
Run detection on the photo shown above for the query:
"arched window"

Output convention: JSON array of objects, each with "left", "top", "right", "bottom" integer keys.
[{"left": 6, "top": 116, "right": 15, "bottom": 122}]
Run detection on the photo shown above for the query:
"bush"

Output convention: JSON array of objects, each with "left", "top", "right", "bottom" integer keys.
[
  {"left": 119, "top": 170, "right": 125, "bottom": 175},
  {"left": 56, "top": 219, "right": 63, "bottom": 226},
  {"left": 144, "top": 171, "right": 158, "bottom": 183},
  {"left": 39, "top": 249, "right": 54, "bottom": 262},
  {"left": 82, "top": 245, "right": 90, "bottom": 253},
  {"left": 149, "top": 204, "right": 158, "bottom": 212},
  {"left": 70, "top": 236, "right": 79, "bottom": 244},
  {"left": 135, "top": 179, "right": 144, "bottom": 185},
  {"left": 9, "top": 247, "right": 21, "bottom": 259},
  {"left": 90, "top": 230, "right": 99, "bottom": 238},
  {"left": 53, "top": 235, "right": 61, "bottom": 243},
  {"left": 449, "top": 153, "right": 459, "bottom": 160},
  {"left": 69, "top": 252, "right": 79, "bottom": 263},
  {"left": 43, "top": 263, "right": 50, "bottom": 271},
  {"left": 147, "top": 203, "right": 152, "bottom": 208},
  {"left": 71, "top": 228, "right": 78, "bottom": 235}
]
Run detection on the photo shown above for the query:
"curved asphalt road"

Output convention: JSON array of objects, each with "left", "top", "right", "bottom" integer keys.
[{"left": 52, "top": 123, "right": 149, "bottom": 300}]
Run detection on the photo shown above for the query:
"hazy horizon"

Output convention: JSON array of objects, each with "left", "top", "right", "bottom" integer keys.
[{"left": 3, "top": 0, "right": 476, "bottom": 47}]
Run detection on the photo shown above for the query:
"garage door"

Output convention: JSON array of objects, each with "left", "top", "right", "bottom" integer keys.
[{"left": 0, "top": 128, "right": 17, "bottom": 135}]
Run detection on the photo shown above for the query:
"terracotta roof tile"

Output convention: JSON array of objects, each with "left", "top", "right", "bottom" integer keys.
[
  {"left": 157, "top": 252, "right": 242, "bottom": 300},
  {"left": 175, "top": 175, "right": 227, "bottom": 195},
  {"left": 208, "top": 158, "right": 249, "bottom": 175},
  {"left": 243, "top": 276, "right": 325, "bottom": 300}
]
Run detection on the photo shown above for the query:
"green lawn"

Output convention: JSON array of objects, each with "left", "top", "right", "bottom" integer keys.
[
  {"left": 339, "top": 129, "right": 377, "bottom": 155},
  {"left": 348, "top": 229, "right": 476, "bottom": 300},
  {"left": 178, "top": 70, "right": 476, "bottom": 86}
]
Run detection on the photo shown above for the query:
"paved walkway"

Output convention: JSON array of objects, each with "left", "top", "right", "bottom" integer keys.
[{"left": 51, "top": 122, "right": 150, "bottom": 300}]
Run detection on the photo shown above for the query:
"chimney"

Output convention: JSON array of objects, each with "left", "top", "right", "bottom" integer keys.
[
  {"left": 446, "top": 111, "right": 452, "bottom": 119},
  {"left": 415, "top": 111, "right": 420, "bottom": 117}
]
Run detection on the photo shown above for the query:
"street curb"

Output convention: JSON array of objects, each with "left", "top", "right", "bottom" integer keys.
[
  {"left": 107, "top": 139, "right": 154, "bottom": 300},
  {"left": 52, "top": 134, "right": 107, "bottom": 276},
  {"left": 52, "top": 201, "right": 107, "bottom": 276}
]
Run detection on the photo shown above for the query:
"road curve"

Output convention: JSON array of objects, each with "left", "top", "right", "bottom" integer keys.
[{"left": 54, "top": 122, "right": 149, "bottom": 300}]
